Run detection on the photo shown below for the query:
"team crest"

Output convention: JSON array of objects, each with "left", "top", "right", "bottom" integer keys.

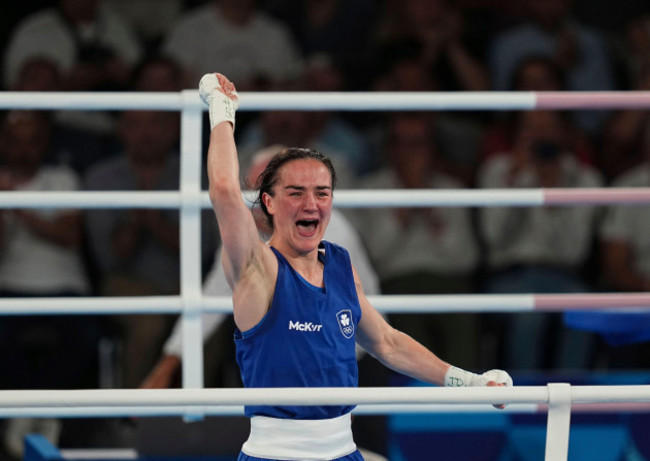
[{"left": 336, "top": 309, "right": 354, "bottom": 339}]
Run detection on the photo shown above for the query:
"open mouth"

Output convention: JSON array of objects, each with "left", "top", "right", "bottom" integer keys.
[{"left": 296, "top": 219, "right": 319, "bottom": 236}]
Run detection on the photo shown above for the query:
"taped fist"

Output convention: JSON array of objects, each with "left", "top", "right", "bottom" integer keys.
[
  {"left": 199, "top": 73, "right": 239, "bottom": 130},
  {"left": 444, "top": 366, "right": 513, "bottom": 409}
]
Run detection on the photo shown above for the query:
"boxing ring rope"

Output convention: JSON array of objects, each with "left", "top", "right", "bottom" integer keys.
[
  {"left": 1, "top": 292, "right": 650, "bottom": 315},
  {"left": 2, "top": 90, "right": 650, "bottom": 461},
  {"left": 0, "top": 384, "right": 649, "bottom": 417},
  {"left": 3, "top": 187, "right": 650, "bottom": 209},
  {"left": 3, "top": 90, "right": 650, "bottom": 111}
]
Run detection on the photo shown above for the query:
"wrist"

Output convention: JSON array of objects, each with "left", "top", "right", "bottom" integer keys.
[
  {"left": 444, "top": 366, "right": 513, "bottom": 388},
  {"left": 444, "top": 365, "right": 478, "bottom": 387},
  {"left": 208, "top": 95, "right": 237, "bottom": 131}
]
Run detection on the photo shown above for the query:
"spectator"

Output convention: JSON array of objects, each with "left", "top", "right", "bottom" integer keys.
[
  {"left": 83, "top": 109, "right": 182, "bottom": 388},
  {"left": 565, "top": 121, "right": 650, "bottom": 368},
  {"left": 82, "top": 91, "right": 218, "bottom": 388},
  {"left": 477, "top": 110, "right": 602, "bottom": 370},
  {"left": 488, "top": 0, "right": 616, "bottom": 134},
  {"left": 3, "top": 0, "right": 143, "bottom": 135},
  {"left": 9, "top": 56, "right": 117, "bottom": 177},
  {"left": 4, "top": 0, "right": 142, "bottom": 92},
  {"left": 265, "top": 0, "right": 378, "bottom": 90},
  {"left": 162, "top": 0, "right": 303, "bottom": 90},
  {"left": 619, "top": 15, "right": 650, "bottom": 89},
  {"left": 597, "top": 20, "right": 650, "bottom": 183},
  {"left": 0, "top": 110, "right": 99, "bottom": 457},
  {"left": 349, "top": 113, "right": 480, "bottom": 369},
  {"left": 374, "top": 0, "right": 489, "bottom": 92},
  {"left": 238, "top": 56, "right": 371, "bottom": 180},
  {"left": 103, "top": 0, "right": 184, "bottom": 52},
  {"left": 370, "top": 41, "right": 483, "bottom": 184},
  {"left": 129, "top": 54, "right": 184, "bottom": 92},
  {"left": 480, "top": 56, "right": 595, "bottom": 167}
]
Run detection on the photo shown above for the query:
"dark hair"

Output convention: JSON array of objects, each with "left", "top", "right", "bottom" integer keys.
[
  {"left": 255, "top": 147, "right": 337, "bottom": 228},
  {"left": 128, "top": 54, "right": 184, "bottom": 91}
]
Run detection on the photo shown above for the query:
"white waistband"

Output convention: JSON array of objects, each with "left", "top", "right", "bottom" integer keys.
[{"left": 242, "top": 413, "right": 356, "bottom": 461}]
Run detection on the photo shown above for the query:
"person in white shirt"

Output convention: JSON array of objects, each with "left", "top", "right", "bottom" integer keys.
[
  {"left": 350, "top": 113, "right": 480, "bottom": 370},
  {"left": 565, "top": 132, "right": 650, "bottom": 367},
  {"left": 0, "top": 110, "right": 98, "bottom": 457},
  {"left": 477, "top": 110, "right": 602, "bottom": 370},
  {"left": 3, "top": 0, "right": 143, "bottom": 134},
  {"left": 162, "top": 0, "right": 302, "bottom": 90}
]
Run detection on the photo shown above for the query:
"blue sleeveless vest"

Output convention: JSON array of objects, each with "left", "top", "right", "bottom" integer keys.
[{"left": 234, "top": 241, "right": 361, "bottom": 419}]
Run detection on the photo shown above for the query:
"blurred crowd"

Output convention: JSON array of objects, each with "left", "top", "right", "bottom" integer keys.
[{"left": 0, "top": 0, "right": 650, "bottom": 456}]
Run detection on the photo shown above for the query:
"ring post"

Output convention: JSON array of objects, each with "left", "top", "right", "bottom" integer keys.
[
  {"left": 544, "top": 383, "right": 572, "bottom": 461},
  {"left": 179, "top": 90, "right": 205, "bottom": 421}
]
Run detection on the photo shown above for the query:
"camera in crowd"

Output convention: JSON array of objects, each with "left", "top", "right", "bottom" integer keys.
[{"left": 531, "top": 140, "right": 562, "bottom": 162}]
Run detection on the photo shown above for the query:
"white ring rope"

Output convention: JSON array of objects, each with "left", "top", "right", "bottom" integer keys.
[
  {"left": 1, "top": 293, "right": 649, "bottom": 315},
  {"left": 0, "top": 385, "right": 648, "bottom": 418},
  {"left": 6, "top": 403, "right": 650, "bottom": 419},
  {"left": 2, "top": 188, "right": 650, "bottom": 209},
  {"left": 1, "top": 90, "right": 650, "bottom": 111}
]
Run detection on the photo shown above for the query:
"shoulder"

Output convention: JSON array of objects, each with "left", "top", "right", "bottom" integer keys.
[
  {"left": 12, "top": 9, "right": 61, "bottom": 35},
  {"left": 611, "top": 164, "right": 649, "bottom": 188},
  {"left": 38, "top": 165, "right": 82, "bottom": 190},
  {"left": 477, "top": 153, "right": 512, "bottom": 182},
  {"left": 432, "top": 171, "right": 464, "bottom": 189},
  {"left": 562, "top": 156, "right": 603, "bottom": 186}
]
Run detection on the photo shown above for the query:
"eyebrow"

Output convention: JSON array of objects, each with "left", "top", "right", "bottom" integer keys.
[{"left": 284, "top": 185, "right": 332, "bottom": 191}]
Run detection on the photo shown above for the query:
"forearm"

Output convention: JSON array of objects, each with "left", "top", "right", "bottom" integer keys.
[
  {"left": 207, "top": 123, "right": 240, "bottom": 198},
  {"left": 447, "top": 42, "right": 489, "bottom": 91},
  {"left": 373, "top": 329, "right": 451, "bottom": 386},
  {"left": 202, "top": 72, "right": 241, "bottom": 203},
  {"left": 140, "top": 355, "right": 181, "bottom": 389}
]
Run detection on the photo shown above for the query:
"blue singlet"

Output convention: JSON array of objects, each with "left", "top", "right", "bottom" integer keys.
[{"left": 234, "top": 241, "right": 362, "bottom": 419}]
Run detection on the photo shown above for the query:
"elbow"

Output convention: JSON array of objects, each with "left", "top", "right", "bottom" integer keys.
[{"left": 208, "top": 178, "right": 240, "bottom": 207}]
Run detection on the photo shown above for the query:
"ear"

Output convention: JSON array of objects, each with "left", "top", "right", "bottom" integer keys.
[{"left": 262, "top": 192, "right": 275, "bottom": 216}]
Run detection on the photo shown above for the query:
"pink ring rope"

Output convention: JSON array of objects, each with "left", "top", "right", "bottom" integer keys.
[{"left": 536, "top": 91, "right": 650, "bottom": 110}]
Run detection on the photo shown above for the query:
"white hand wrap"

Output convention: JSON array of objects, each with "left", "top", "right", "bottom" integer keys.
[
  {"left": 444, "top": 366, "right": 513, "bottom": 387},
  {"left": 199, "top": 73, "right": 239, "bottom": 130}
]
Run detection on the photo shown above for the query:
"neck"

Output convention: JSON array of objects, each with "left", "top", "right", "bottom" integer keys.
[
  {"left": 270, "top": 238, "right": 323, "bottom": 271},
  {"left": 270, "top": 237, "right": 325, "bottom": 287}
]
